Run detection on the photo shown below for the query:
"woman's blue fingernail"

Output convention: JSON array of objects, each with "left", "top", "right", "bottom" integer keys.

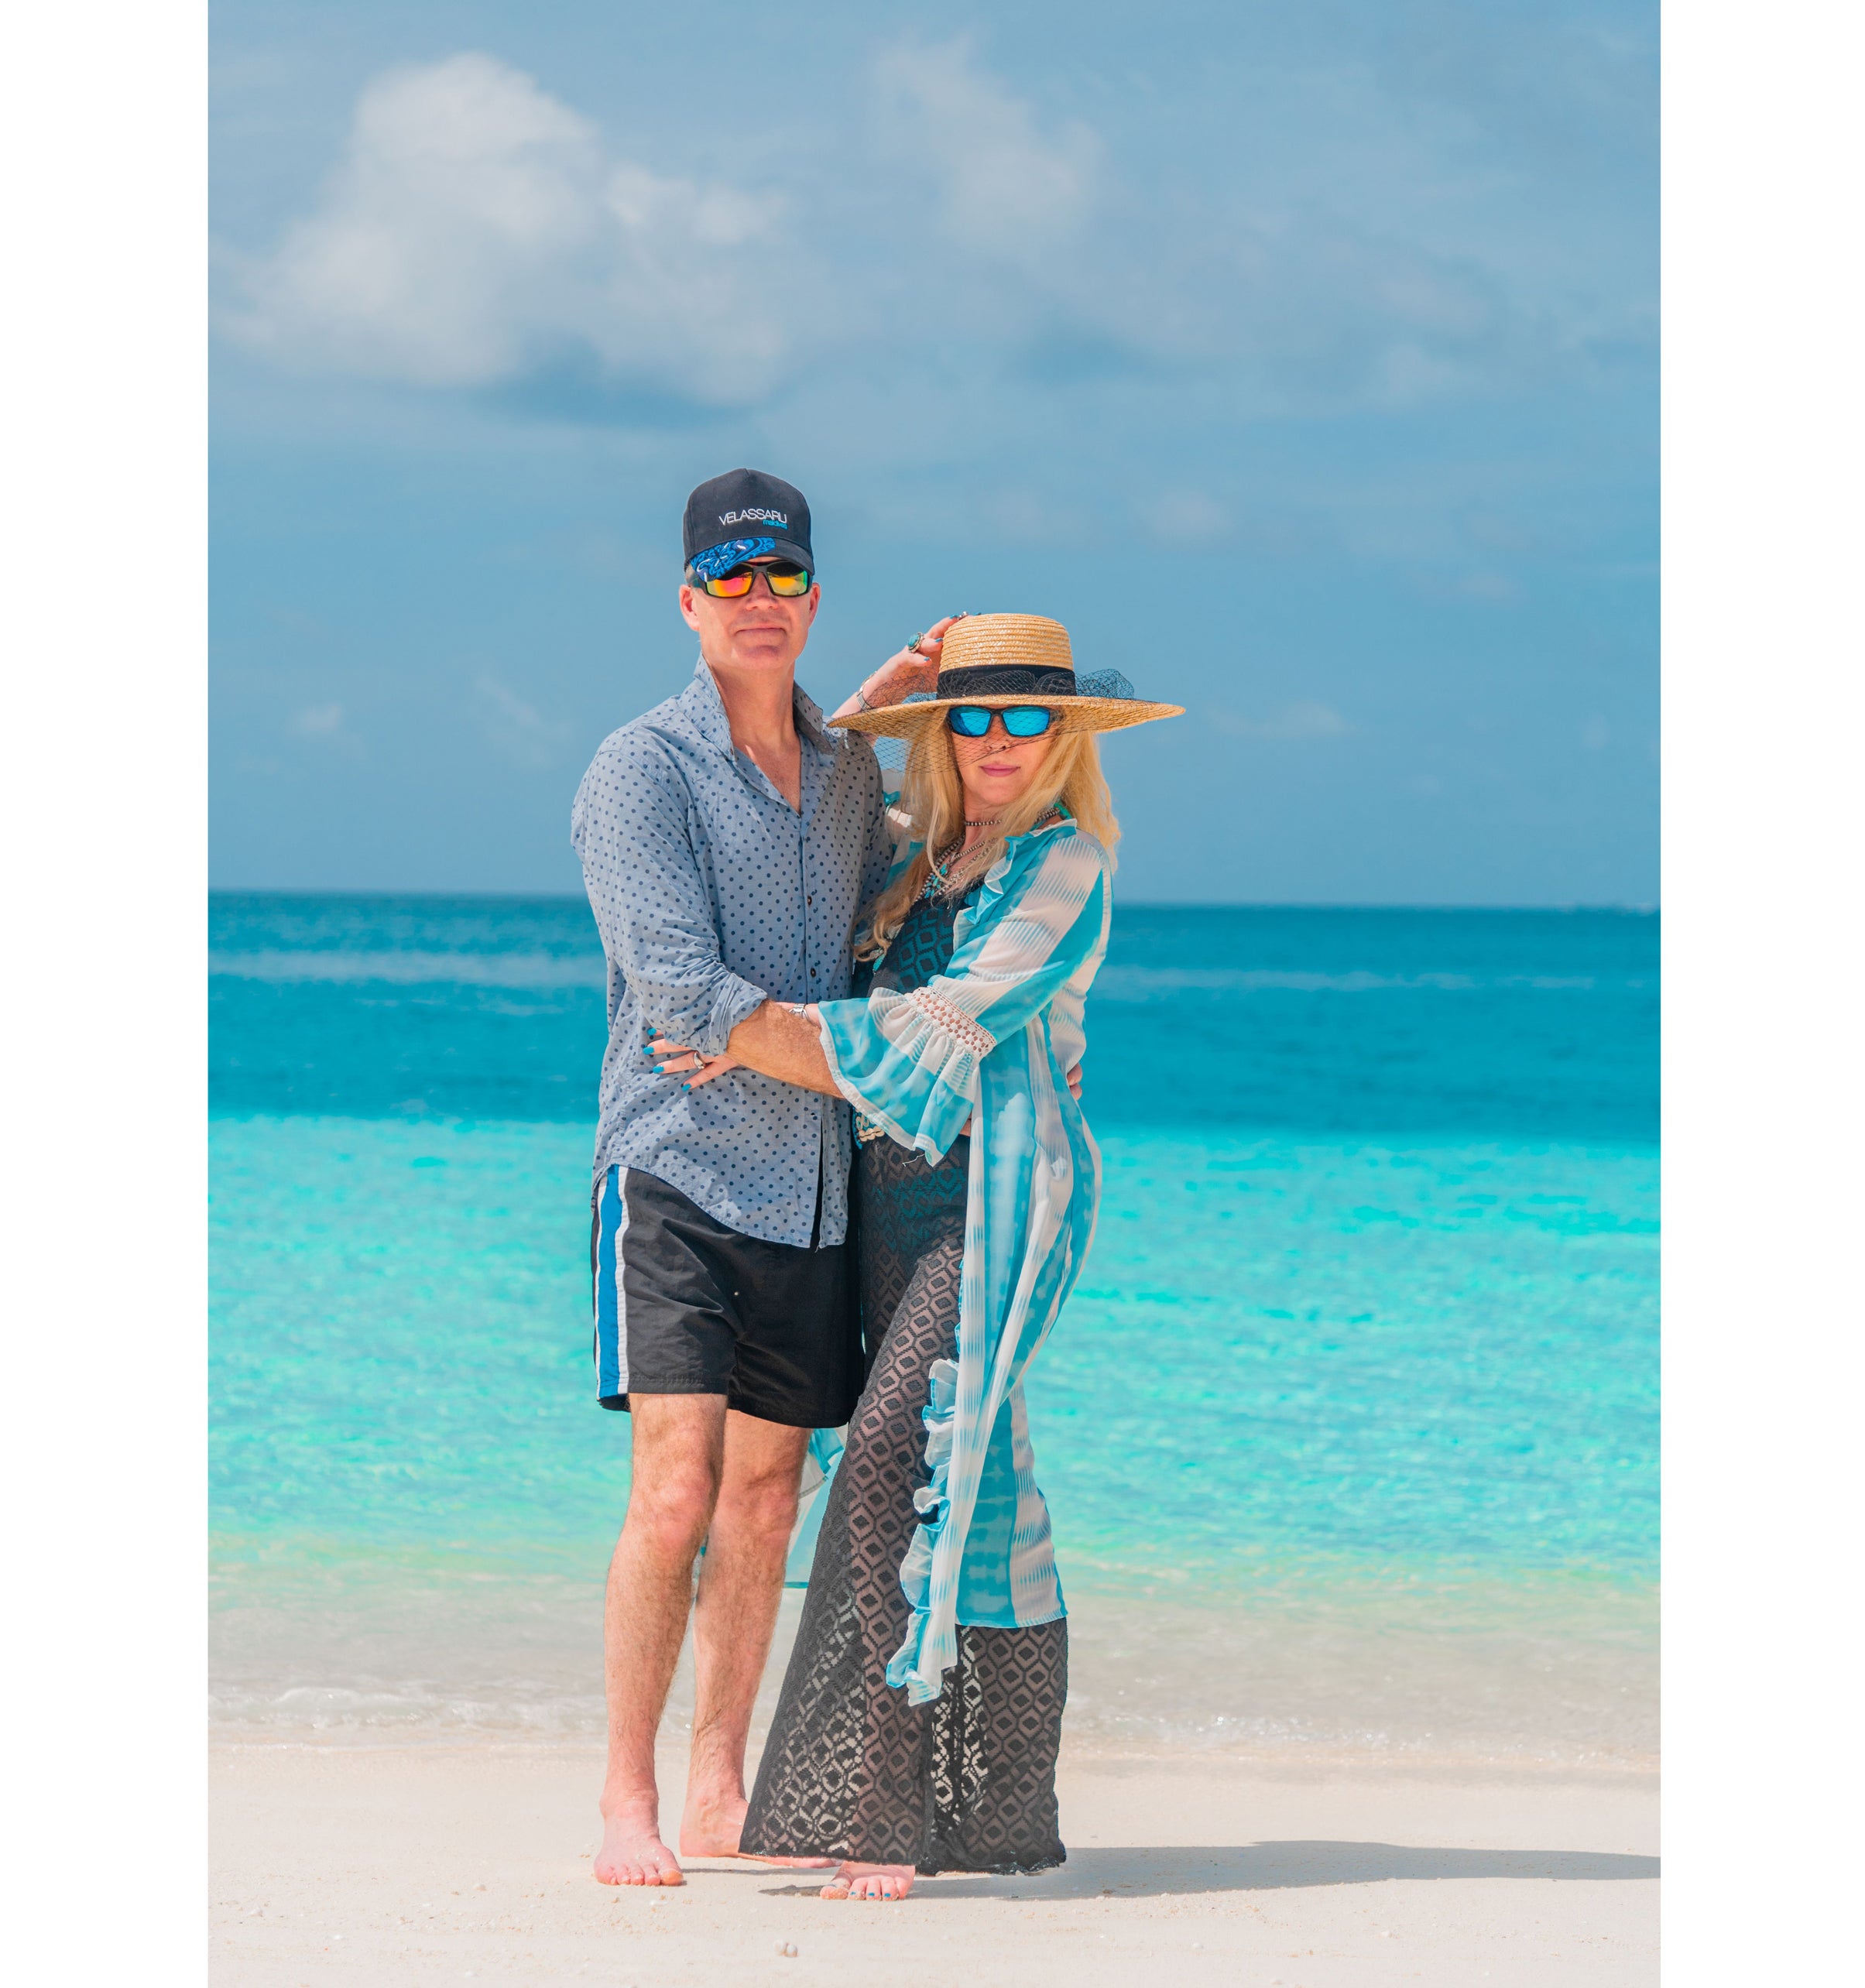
[{"left": 681, "top": 1081, "right": 691, "bottom": 1091}]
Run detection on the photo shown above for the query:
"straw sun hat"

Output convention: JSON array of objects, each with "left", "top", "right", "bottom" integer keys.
[{"left": 831, "top": 613, "right": 1183, "bottom": 739}]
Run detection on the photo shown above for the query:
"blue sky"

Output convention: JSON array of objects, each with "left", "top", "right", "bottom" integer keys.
[{"left": 210, "top": 0, "right": 1657, "bottom": 903}]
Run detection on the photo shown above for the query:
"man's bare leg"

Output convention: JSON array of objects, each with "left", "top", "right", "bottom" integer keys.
[
  {"left": 678, "top": 1410, "right": 831, "bottom": 1863},
  {"left": 595, "top": 1395, "right": 726, "bottom": 1886}
]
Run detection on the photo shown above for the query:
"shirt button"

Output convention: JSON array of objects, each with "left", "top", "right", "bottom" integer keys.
[{"left": 810, "top": 967, "right": 817, "bottom": 978}]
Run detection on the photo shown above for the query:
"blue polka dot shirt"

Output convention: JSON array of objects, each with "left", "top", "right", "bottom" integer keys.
[{"left": 571, "top": 658, "right": 890, "bottom": 1247}]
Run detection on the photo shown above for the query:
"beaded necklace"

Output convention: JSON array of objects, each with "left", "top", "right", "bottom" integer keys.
[
  {"left": 922, "top": 841, "right": 968, "bottom": 900},
  {"left": 921, "top": 817, "right": 996, "bottom": 897},
  {"left": 921, "top": 809, "right": 1061, "bottom": 900}
]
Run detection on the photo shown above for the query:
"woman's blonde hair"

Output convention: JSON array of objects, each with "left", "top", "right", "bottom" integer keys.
[{"left": 857, "top": 726, "right": 1119, "bottom": 960}]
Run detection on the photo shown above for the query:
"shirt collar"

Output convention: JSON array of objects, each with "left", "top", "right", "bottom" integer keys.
[
  {"left": 682, "top": 658, "right": 737, "bottom": 754},
  {"left": 683, "top": 656, "right": 839, "bottom": 756},
  {"left": 792, "top": 681, "right": 836, "bottom": 751}
]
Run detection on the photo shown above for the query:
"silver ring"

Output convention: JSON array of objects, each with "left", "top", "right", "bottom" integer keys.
[{"left": 906, "top": 633, "right": 924, "bottom": 653}]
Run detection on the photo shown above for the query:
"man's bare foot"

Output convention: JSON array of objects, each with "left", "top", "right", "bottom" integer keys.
[
  {"left": 820, "top": 1861, "right": 915, "bottom": 1901},
  {"left": 594, "top": 1796, "right": 684, "bottom": 1887},
  {"left": 679, "top": 1789, "right": 835, "bottom": 1868}
]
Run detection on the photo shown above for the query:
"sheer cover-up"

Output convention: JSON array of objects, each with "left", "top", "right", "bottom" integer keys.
[
  {"left": 740, "top": 893, "right": 1067, "bottom": 1872},
  {"left": 812, "top": 817, "right": 1109, "bottom": 1703}
]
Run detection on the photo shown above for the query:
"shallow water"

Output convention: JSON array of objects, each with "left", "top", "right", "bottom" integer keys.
[{"left": 210, "top": 897, "right": 1657, "bottom": 1762}]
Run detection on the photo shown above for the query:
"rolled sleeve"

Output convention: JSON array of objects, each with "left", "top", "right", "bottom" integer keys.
[{"left": 572, "top": 732, "right": 768, "bottom": 1054}]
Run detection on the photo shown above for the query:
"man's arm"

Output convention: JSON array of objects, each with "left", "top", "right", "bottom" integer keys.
[
  {"left": 728, "top": 1004, "right": 841, "bottom": 1093},
  {"left": 573, "top": 733, "right": 767, "bottom": 1054},
  {"left": 650, "top": 1002, "right": 839, "bottom": 1097}
]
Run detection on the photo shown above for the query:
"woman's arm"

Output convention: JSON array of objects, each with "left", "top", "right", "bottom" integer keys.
[
  {"left": 654, "top": 823, "right": 1107, "bottom": 1122},
  {"left": 814, "top": 833, "right": 1111, "bottom": 1160},
  {"left": 825, "top": 613, "right": 966, "bottom": 725},
  {"left": 656, "top": 1005, "right": 1083, "bottom": 1109}
]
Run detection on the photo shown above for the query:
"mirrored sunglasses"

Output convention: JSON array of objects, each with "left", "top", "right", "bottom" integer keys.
[
  {"left": 946, "top": 704, "right": 1056, "bottom": 739},
  {"left": 698, "top": 560, "right": 813, "bottom": 598}
]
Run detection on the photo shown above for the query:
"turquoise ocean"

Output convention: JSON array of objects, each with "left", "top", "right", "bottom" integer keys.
[{"left": 210, "top": 897, "right": 1658, "bottom": 1766}]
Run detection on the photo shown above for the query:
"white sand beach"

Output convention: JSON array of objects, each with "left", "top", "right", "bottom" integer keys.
[{"left": 211, "top": 1742, "right": 1657, "bottom": 1985}]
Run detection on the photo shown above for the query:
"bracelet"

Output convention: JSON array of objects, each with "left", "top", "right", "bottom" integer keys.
[{"left": 853, "top": 681, "right": 875, "bottom": 711}]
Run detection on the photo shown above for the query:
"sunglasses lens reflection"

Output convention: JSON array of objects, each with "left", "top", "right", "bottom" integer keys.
[
  {"left": 946, "top": 705, "right": 1056, "bottom": 738},
  {"left": 701, "top": 563, "right": 813, "bottom": 598}
]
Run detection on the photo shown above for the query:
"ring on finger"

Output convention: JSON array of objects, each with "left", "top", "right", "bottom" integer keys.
[{"left": 906, "top": 633, "right": 924, "bottom": 653}]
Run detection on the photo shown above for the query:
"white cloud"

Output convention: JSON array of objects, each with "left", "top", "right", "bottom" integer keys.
[
  {"left": 289, "top": 701, "right": 345, "bottom": 738},
  {"left": 978, "top": 486, "right": 1092, "bottom": 544},
  {"left": 216, "top": 33, "right": 1649, "bottom": 425},
  {"left": 859, "top": 37, "right": 1565, "bottom": 413},
  {"left": 1210, "top": 702, "right": 1352, "bottom": 742},
  {"left": 1142, "top": 492, "right": 1232, "bottom": 545},
  {"left": 223, "top": 53, "right": 795, "bottom": 402},
  {"left": 474, "top": 673, "right": 570, "bottom": 770},
  {"left": 872, "top": 38, "right": 1101, "bottom": 254}
]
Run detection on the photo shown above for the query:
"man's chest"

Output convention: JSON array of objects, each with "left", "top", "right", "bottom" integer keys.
[
  {"left": 685, "top": 775, "right": 869, "bottom": 923},
  {"left": 736, "top": 739, "right": 802, "bottom": 813}
]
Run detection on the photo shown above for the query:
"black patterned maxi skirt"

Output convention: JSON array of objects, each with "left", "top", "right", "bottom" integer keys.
[{"left": 739, "top": 1133, "right": 1068, "bottom": 1873}]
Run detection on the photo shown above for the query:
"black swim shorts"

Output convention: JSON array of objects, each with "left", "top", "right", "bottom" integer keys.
[{"left": 591, "top": 1164, "right": 861, "bottom": 1428}]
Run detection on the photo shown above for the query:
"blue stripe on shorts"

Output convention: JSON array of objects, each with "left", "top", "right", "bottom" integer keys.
[{"left": 593, "top": 1164, "right": 629, "bottom": 1404}]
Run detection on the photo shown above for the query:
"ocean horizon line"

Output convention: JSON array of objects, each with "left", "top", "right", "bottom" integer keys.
[{"left": 207, "top": 886, "right": 1660, "bottom": 917}]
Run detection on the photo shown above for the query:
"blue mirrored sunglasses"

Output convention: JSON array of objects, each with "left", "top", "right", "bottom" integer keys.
[{"left": 946, "top": 704, "right": 1056, "bottom": 739}]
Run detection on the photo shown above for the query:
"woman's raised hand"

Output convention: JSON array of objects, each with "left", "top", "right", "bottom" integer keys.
[{"left": 831, "top": 614, "right": 967, "bottom": 723}]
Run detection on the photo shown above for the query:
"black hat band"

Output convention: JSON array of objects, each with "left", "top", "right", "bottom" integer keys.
[{"left": 934, "top": 663, "right": 1078, "bottom": 700}]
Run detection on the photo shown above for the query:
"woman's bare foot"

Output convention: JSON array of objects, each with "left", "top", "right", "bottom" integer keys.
[
  {"left": 819, "top": 1861, "right": 915, "bottom": 1901},
  {"left": 593, "top": 1795, "right": 684, "bottom": 1887},
  {"left": 678, "top": 1790, "right": 835, "bottom": 1867}
]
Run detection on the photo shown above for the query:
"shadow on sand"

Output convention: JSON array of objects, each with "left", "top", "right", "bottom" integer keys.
[{"left": 758, "top": 1842, "right": 1658, "bottom": 1900}]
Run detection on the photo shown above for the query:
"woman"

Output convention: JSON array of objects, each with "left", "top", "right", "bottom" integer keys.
[{"left": 668, "top": 614, "right": 1178, "bottom": 1899}]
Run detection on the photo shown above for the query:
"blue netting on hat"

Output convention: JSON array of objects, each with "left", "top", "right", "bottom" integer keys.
[{"left": 1074, "top": 670, "right": 1139, "bottom": 699}]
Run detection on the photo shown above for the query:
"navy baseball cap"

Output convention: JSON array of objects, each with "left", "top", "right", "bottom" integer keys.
[{"left": 682, "top": 468, "right": 814, "bottom": 582}]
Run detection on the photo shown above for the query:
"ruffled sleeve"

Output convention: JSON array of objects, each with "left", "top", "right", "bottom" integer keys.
[{"left": 814, "top": 827, "right": 1111, "bottom": 1161}]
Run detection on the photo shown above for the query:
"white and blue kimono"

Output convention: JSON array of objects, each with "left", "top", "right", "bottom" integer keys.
[{"left": 813, "top": 811, "right": 1112, "bottom": 1705}]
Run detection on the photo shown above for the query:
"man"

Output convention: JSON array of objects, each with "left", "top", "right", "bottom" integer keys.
[{"left": 571, "top": 469, "right": 888, "bottom": 1886}]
